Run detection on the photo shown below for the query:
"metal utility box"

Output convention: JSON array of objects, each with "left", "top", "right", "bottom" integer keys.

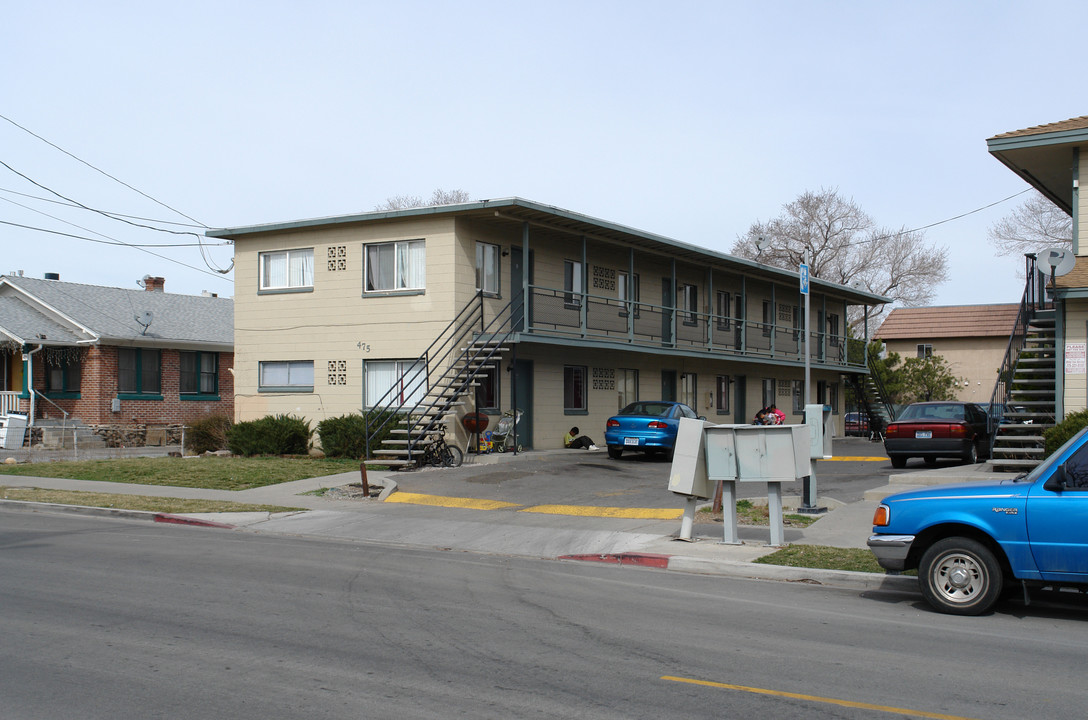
[
  {"left": 703, "top": 424, "right": 741, "bottom": 481},
  {"left": 732, "top": 424, "right": 811, "bottom": 482},
  {"left": 0, "top": 413, "right": 28, "bottom": 449},
  {"left": 804, "top": 403, "right": 833, "bottom": 460},
  {"left": 668, "top": 417, "right": 714, "bottom": 498}
]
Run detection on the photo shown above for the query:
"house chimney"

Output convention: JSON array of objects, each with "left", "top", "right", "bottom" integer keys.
[{"left": 143, "top": 276, "right": 165, "bottom": 292}]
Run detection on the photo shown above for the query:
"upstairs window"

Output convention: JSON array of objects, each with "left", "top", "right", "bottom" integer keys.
[
  {"left": 260, "top": 248, "right": 314, "bottom": 291},
  {"left": 476, "top": 242, "right": 500, "bottom": 296},
  {"left": 564, "top": 260, "right": 583, "bottom": 308},
  {"left": 917, "top": 344, "right": 933, "bottom": 358},
  {"left": 680, "top": 284, "right": 699, "bottom": 326},
  {"left": 365, "top": 240, "right": 426, "bottom": 293},
  {"left": 716, "top": 291, "right": 731, "bottom": 330}
]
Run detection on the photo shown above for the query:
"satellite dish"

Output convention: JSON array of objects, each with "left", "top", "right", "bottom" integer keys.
[
  {"left": 134, "top": 311, "right": 153, "bottom": 335},
  {"left": 1041, "top": 247, "right": 1075, "bottom": 277}
]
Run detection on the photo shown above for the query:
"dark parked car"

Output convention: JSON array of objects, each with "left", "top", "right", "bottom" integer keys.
[
  {"left": 883, "top": 401, "right": 990, "bottom": 468},
  {"left": 604, "top": 401, "right": 700, "bottom": 460},
  {"left": 844, "top": 412, "right": 870, "bottom": 436}
]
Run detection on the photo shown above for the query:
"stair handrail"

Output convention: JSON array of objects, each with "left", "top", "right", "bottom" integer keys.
[
  {"left": 402, "top": 294, "right": 524, "bottom": 458},
  {"left": 363, "top": 293, "right": 485, "bottom": 456},
  {"left": 986, "top": 254, "right": 1044, "bottom": 449}
]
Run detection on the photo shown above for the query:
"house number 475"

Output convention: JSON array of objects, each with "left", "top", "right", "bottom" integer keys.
[{"left": 357, "top": 342, "right": 371, "bottom": 352}]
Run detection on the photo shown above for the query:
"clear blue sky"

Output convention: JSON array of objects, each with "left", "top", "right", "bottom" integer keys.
[{"left": 3, "top": 0, "right": 1085, "bottom": 306}]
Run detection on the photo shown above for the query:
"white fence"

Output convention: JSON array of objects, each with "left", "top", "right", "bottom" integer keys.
[{"left": 0, "top": 391, "right": 20, "bottom": 416}]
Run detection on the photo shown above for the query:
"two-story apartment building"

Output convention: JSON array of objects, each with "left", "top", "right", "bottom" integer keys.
[{"left": 208, "top": 198, "right": 889, "bottom": 458}]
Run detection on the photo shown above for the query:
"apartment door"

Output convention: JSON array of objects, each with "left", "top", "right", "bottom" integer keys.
[
  {"left": 510, "top": 247, "right": 534, "bottom": 332},
  {"left": 661, "top": 370, "right": 677, "bottom": 402},
  {"left": 511, "top": 359, "right": 533, "bottom": 449},
  {"left": 734, "top": 375, "right": 746, "bottom": 423}
]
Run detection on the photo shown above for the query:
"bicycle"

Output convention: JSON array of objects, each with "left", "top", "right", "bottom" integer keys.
[{"left": 416, "top": 422, "right": 464, "bottom": 468}]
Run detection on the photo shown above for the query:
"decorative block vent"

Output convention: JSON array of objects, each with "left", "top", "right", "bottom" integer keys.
[
  {"left": 592, "top": 266, "right": 616, "bottom": 291},
  {"left": 327, "top": 245, "right": 347, "bottom": 271},
  {"left": 592, "top": 367, "right": 616, "bottom": 390},
  {"left": 327, "top": 360, "right": 348, "bottom": 385}
]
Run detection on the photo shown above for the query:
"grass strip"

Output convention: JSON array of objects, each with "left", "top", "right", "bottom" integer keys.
[
  {"left": 697, "top": 499, "right": 819, "bottom": 528},
  {"left": 0, "top": 486, "right": 305, "bottom": 514},
  {"left": 754, "top": 544, "right": 914, "bottom": 574},
  {"left": 0, "top": 456, "right": 360, "bottom": 490}
]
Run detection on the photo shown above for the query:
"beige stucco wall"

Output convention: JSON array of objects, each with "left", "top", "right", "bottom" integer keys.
[{"left": 882, "top": 336, "right": 1007, "bottom": 404}]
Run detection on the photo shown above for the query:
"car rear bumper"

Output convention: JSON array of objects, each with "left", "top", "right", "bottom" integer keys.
[
  {"left": 867, "top": 534, "right": 915, "bottom": 571},
  {"left": 884, "top": 438, "right": 971, "bottom": 458}
]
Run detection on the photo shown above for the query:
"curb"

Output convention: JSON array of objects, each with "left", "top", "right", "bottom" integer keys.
[
  {"left": 0, "top": 499, "right": 236, "bottom": 529},
  {"left": 559, "top": 549, "right": 918, "bottom": 592}
]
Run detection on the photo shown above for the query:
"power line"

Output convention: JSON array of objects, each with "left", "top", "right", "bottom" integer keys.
[
  {"left": 0, "top": 186, "right": 205, "bottom": 228},
  {"left": 0, "top": 220, "right": 231, "bottom": 281},
  {"left": 0, "top": 112, "right": 207, "bottom": 227}
]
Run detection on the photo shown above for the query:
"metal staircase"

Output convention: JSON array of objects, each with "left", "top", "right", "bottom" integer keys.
[
  {"left": 988, "top": 255, "right": 1055, "bottom": 472},
  {"left": 847, "top": 367, "right": 896, "bottom": 440},
  {"left": 363, "top": 292, "right": 521, "bottom": 468},
  {"left": 989, "top": 309, "right": 1056, "bottom": 471}
]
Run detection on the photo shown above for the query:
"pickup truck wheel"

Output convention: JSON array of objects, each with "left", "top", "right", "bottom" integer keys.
[{"left": 919, "top": 537, "right": 1003, "bottom": 615}]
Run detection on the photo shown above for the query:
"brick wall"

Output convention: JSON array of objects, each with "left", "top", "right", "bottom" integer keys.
[{"left": 32, "top": 345, "right": 234, "bottom": 425}]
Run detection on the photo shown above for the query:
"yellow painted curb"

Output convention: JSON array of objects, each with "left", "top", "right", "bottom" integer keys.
[
  {"left": 384, "top": 492, "right": 521, "bottom": 511},
  {"left": 520, "top": 505, "right": 684, "bottom": 520},
  {"left": 821, "top": 456, "right": 886, "bottom": 462}
]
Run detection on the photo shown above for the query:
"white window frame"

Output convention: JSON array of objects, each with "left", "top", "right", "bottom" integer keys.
[
  {"left": 259, "top": 248, "right": 314, "bottom": 291},
  {"left": 364, "top": 359, "right": 427, "bottom": 408},
  {"left": 476, "top": 242, "right": 500, "bottom": 296},
  {"left": 364, "top": 239, "right": 426, "bottom": 293},
  {"left": 259, "top": 360, "right": 314, "bottom": 392},
  {"left": 564, "top": 260, "right": 584, "bottom": 308}
]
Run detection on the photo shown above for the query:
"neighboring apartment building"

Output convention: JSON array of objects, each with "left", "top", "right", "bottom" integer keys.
[
  {"left": 208, "top": 198, "right": 889, "bottom": 452},
  {"left": 988, "top": 115, "right": 1088, "bottom": 419},
  {"left": 874, "top": 304, "right": 1019, "bottom": 404},
  {"left": 0, "top": 273, "right": 234, "bottom": 433}
]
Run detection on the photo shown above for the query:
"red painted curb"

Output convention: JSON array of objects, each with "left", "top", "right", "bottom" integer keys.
[
  {"left": 153, "top": 514, "right": 236, "bottom": 529},
  {"left": 558, "top": 552, "right": 671, "bottom": 569}
]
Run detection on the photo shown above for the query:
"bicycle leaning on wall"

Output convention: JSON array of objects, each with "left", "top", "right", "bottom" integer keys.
[{"left": 416, "top": 422, "right": 464, "bottom": 468}]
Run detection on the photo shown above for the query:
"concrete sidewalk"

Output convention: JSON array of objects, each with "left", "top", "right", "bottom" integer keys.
[{"left": 0, "top": 452, "right": 1007, "bottom": 591}]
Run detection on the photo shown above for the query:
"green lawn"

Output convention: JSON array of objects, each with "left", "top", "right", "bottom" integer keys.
[{"left": 0, "top": 456, "right": 361, "bottom": 491}]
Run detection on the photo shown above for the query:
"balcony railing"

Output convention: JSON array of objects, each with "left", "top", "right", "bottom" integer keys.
[
  {"left": 0, "top": 392, "right": 21, "bottom": 416},
  {"left": 524, "top": 285, "right": 859, "bottom": 368}
]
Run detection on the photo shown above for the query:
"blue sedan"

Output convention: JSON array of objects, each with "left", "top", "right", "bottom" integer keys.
[{"left": 604, "top": 401, "right": 701, "bottom": 460}]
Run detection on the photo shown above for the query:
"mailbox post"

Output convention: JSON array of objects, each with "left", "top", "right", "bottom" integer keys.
[
  {"left": 668, "top": 417, "right": 714, "bottom": 541},
  {"left": 800, "top": 404, "right": 832, "bottom": 514}
]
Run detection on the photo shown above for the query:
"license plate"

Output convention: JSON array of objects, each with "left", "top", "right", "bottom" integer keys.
[
  {"left": 915, "top": 430, "right": 932, "bottom": 439},
  {"left": 624, "top": 437, "right": 640, "bottom": 446}
]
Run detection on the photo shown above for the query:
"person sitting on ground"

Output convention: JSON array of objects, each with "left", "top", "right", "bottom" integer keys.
[{"left": 564, "top": 427, "right": 598, "bottom": 451}]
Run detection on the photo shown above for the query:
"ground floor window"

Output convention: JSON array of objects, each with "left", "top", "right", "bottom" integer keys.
[
  {"left": 365, "top": 360, "right": 425, "bottom": 407},
  {"left": 475, "top": 365, "right": 499, "bottom": 411},
  {"left": 762, "top": 378, "right": 775, "bottom": 409},
  {"left": 715, "top": 375, "right": 730, "bottom": 415},
  {"left": 830, "top": 382, "right": 839, "bottom": 414},
  {"left": 180, "top": 351, "right": 218, "bottom": 395},
  {"left": 680, "top": 373, "right": 697, "bottom": 408},
  {"left": 43, "top": 352, "right": 81, "bottom": 395},
  {"left": 118, "top": 348, "right": 161, "bottom": 396},
  {"left": 259, "top": 360, "right": 314, "bottom": 392},
  {"left": 564, "top": 365, "right": 587, "bottom": 413},
  {"left": 617, "top": 368, "right": 638, "bottom": 410},
  {"left": 792, "top": 379, "right": 804, "bottom": 413}
]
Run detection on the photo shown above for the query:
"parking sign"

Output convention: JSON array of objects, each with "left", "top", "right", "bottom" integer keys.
[{"left": 799, "top": 263, "right": 809, "bottom": 295}]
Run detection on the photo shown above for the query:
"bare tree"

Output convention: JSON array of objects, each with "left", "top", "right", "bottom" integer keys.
[
  {"left": 988, "top": 190, "right": 1072, "bottom": 257},
  {"left": 731, "top": 188, "right": 949, "bottom": 332},
  {"left": 375, "top": 188, "right": 472, "bottom": 211}
]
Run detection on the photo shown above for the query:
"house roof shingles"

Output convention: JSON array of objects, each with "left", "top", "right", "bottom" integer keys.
[
  {"left": 0, "top": 275, "right": 233, "bottom": 348},
  {"left": 988, "top": 116, "right": 1088, "bottom": 141},
  {"left": 874, "top": 304, "right": 1020, "bottom": 341}
]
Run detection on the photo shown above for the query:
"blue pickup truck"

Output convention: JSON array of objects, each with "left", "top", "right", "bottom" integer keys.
[{"left": 868, "top": 426, "right": 1088, "bottom": 615}]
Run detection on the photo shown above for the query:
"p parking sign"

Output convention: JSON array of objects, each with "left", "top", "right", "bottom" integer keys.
[{"left": 799, "top": 264, "right": 809, "bottom": 295}]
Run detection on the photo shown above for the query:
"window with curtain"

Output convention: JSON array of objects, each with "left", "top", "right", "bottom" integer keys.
[
  {"left": 476, "top": 242, "right": 500, "bottom": 295},
  {"left": 716, "top": 291, "right": 731, "bottom": 330},
  {"left": 715, "top": 375, "right": 730, "bottom": 415},
  {"left": 365, "top": 240, "right": 425, "bottom": 292},
  {"left": 365, "top": 359, "right": 426, "bottom": 407},
  {"left": 563, "top": 260, "right": 583, "bottom": 308},
  {"left": 180, "top": 351, "right": 219, "bottom": 395},
  {"left": 258, "top": 361, "right": 314, "bottom": 392},
  {"left": 260, "top": 248, "right": 314, "bottom": 290}
]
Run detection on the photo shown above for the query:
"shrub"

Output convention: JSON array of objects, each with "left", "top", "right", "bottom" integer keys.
[
  {"left": 185, "top": 414, "right": 232, "bottom": 454},
  {"left": 227, "top": 414, "right": 312, "bottom": 456},
  {"left": 316, "top": 410, "right": 406, "bottom": 459},
  {"left": 1044, "top": 409, "right": 1088, "bottom": 455}
]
